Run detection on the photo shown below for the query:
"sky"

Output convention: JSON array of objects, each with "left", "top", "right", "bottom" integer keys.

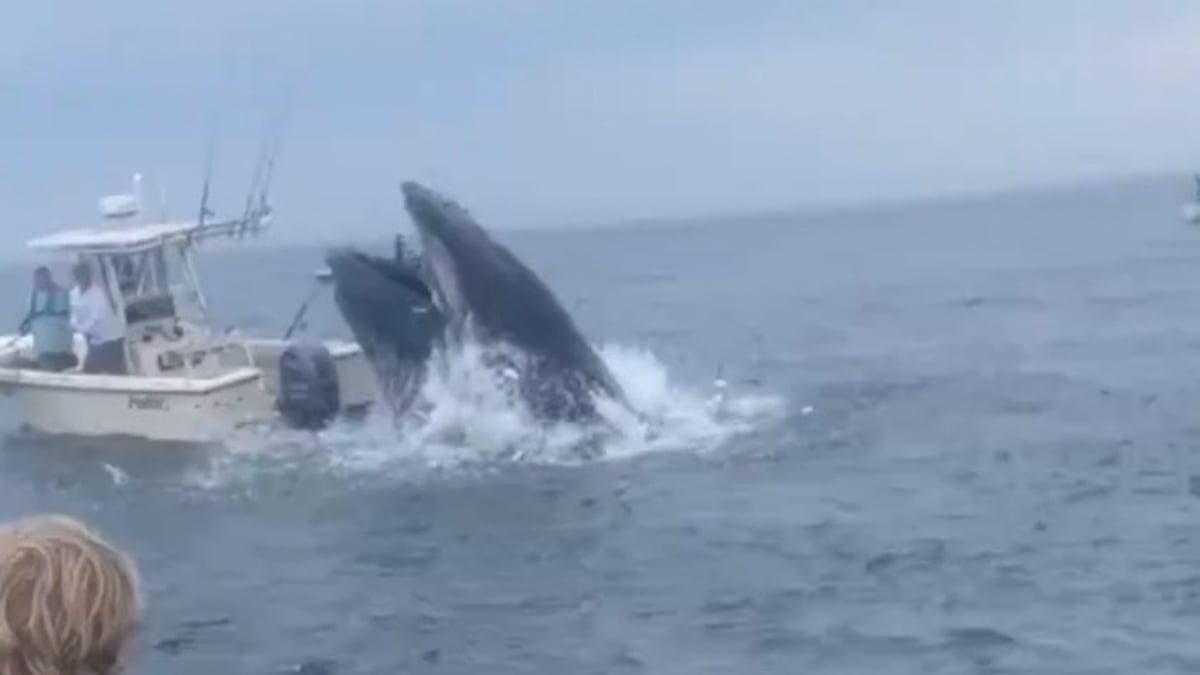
[{"left": 3, "top": 0, "right": 1200, "bottom": 248}]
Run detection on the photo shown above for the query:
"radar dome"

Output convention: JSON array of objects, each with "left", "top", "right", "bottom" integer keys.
[{"left": 99, "top": 194, "right": 140, "bottom": 219}]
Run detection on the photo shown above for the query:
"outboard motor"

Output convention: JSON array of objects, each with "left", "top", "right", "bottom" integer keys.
[{"left": 277, "top": 343, "right": 341, "bottom": 431}]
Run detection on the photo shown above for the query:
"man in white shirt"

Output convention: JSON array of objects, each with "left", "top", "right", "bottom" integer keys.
[{"left": 69, "top": 261, "right": 127, "bottom": 375}]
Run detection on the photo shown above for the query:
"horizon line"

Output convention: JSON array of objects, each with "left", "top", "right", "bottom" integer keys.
[{"left": 0, "top": 165, "right": 1191, "bottom": 265}]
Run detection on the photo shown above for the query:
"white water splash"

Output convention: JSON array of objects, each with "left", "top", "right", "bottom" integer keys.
[
  {"left": 102, "top": 462, "right": 129, "bottom": 486},
  {"left": 193, "top": 341, "right": 784, "bottom": 487}
]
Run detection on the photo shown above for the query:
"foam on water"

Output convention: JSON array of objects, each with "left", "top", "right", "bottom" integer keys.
[{"left": 188, "top": 342, "right": 785, "bottom": 489}]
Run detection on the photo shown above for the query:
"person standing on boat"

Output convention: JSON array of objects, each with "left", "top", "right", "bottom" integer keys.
[
  {"left": 16, "top": 266, "right": 77, "bottom": 372},
  {"left": 69, "top": 261, "right": 127, "bottom": 375}
]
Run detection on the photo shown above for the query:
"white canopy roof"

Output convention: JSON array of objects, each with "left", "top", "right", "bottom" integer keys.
[
  {"left": 26, "top": 215, "right": 268, "bottom": 254},
  {"left": 27, "top": 222, "right": 201, "bottom": 254}
]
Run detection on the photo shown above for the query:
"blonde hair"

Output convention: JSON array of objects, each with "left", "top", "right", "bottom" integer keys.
[{"left": 0, "top": 516, "right": 142, "bottom": 675}]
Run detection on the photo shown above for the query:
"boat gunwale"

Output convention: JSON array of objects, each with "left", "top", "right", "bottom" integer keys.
[
  {"left": 239, "top": 337, "right": 363, "bottom": 358},
  {"left": 0, "top": 366, "right": 264, "bottom": 395}
]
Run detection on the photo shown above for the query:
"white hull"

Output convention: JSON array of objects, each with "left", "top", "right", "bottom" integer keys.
[
  {"left": 0, "top": 368, "right": 271, "bottom": 443},
  {"left": 0, "top": 336, "right": 376, "bottom": 444}
]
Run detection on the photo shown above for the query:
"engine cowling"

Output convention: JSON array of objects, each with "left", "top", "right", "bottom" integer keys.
[{"left": 277, "top": 343, "right": 341, "bottom": 431}]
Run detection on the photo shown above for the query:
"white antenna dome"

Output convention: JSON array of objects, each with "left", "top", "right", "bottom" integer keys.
[
  {"left": 98, "top": 172, "right": 145, "bottom": 220},
  {"left": 99, "top": 194, "right": 140, "bottom": 219}
]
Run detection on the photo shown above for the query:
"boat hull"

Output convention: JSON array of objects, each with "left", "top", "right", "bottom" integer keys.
[
  {"left": 0, "top": 368, "right": 273, "bottom": 443},
  {"left": 0, "top": 337, "right": 379, "bottom": 444}
]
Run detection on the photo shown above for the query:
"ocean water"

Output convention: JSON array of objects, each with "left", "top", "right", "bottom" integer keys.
[{"left": 2, "top": 175, "right": 1200, "bottom": 673}]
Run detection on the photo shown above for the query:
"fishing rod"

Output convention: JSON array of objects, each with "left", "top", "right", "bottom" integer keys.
[
  {"left": 282, "top": 267, "right": 333, "bottom": 340},
  {"left": 1, "top": 287, "right": 38, "bottom": 351}
]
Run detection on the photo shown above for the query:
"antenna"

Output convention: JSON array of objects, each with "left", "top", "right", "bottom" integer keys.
[
  {"left": 159, "top": 174, "right": 169, "bottom": 221},
  {"left": 132, "top": 173, "right": 144, "bottom": 223},
  {"left": 237, "top": 136, "right": 271, "bottom": 239},
  {"left": 187, "top": 109, "right": 223, "bottom": 247},
  {"left": 236, "top": 102, "right": 289, "bottom": 239},
  {"left": 196, "top": 149, "right": 215, "bottom": 235}
]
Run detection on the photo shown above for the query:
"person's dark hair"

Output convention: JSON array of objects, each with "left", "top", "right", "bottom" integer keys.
[
  {"left": 71, "top": 263, "right": 91, "bottom": 286},
  {"left": 31, "top": 268, "right": 55, "bottom": 292}
]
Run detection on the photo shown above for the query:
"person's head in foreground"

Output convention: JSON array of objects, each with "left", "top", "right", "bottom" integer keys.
[{"left": 0, "top": 515, "right": 142, "bottom": 675}]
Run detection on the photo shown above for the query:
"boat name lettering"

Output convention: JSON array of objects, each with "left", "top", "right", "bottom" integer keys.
[{"left": 128, "top": 394, "right": 168, "bottom": 411}]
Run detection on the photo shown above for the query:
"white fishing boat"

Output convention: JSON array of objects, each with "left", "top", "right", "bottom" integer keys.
[{"left": 0, "top": 172, "right": 376, "bottom": 444}]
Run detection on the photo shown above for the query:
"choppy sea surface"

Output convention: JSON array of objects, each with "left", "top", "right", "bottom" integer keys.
[{"left": 2, "top": 176, "right": 1200, "bottom": 674}]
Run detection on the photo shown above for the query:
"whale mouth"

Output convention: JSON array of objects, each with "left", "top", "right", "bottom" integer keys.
[
  {"left": 415, "top": 229, "right": 466, "bottom": 322},
  {"left": 400, "top": 190, "right": 471, "bottom": 333}
]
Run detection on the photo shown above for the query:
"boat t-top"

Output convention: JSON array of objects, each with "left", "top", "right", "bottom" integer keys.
[{"left": 0, "top": 172, "right": 376, "bottom": 444}]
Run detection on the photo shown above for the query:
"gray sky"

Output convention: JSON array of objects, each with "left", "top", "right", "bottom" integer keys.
[{"left": 3, "top": 0, "right": 1200, "bottom": 248}]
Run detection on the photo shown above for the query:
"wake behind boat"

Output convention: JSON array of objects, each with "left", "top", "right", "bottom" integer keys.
[{"left": 0, "top": 171, "right": 376, "bottom": 444}]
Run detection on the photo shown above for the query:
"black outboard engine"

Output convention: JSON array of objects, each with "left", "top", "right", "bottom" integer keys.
[{"left": 277, "top": 343, "right": 341, "bottom": 431}]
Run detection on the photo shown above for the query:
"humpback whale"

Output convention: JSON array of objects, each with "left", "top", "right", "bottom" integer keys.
[
  {"left": 325, "top": 180, "right": 629, "bottom": 426},
  {"left": 324, "top": 241, "right": 444, "bottom": 415},
  {"left": 400, "top": 180, "right": 629, "bottom": 424}
]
